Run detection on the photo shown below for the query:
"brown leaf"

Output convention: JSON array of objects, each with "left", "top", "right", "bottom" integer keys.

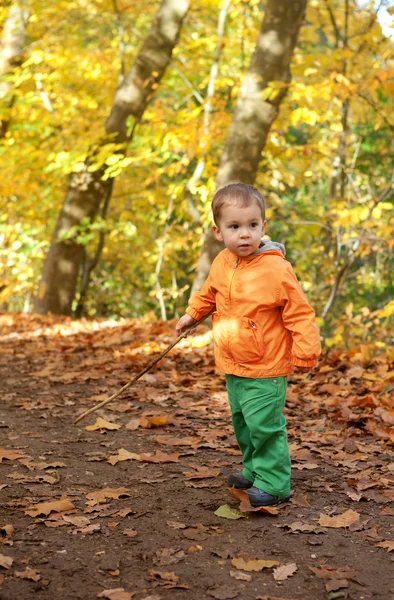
[
  {"left": 19, "top": 459, "right": 65, "bottom": 471},
  {"left": 376, "top": 540, "right": 394, "bottom": 552},
  {"left": 319, "top": 509, "right": 360, "bottom": 528},
  {"left": 229, "top": 569, "right": 252, "bottom": 581},
  {"left": 229, "top": 488, "right": 279, "bottom": 515},
  {"left": 0, "top": 524, "right": 14, "bottom": 540},
  {"left": 208, "top": 585, "right": 239, "bottom": 599},
  {"left": 183, "top": 466, "right": 221, "bottom": 479},
  {"left": 0, "top": 448, "right": 26, "bottom": 462},
  {"left": 8, "top": 473, "right": 57, "bottom": 484},
  {"left": 123, "top": 529, "right": 137, "bottom": 537},
  {"left": 15, "top": 568, "right": 41, "bottom": 582},
  {"left": 150, "top": 570, "right": 179, "bottom": 582},
  {"left": 290, "top": 491, "right": 311, "bottom": 507},
  {"left": 273, "top": 563, "right": 297, "bottom": 581},
  {"left": 0, "top": 554, "right": 13, "bottom": 569},
  {"left": 183, "top": 526, "right": 209, "bottom": 541},
  {"left": 86, "top": 417, "right": 121, "bottom": 431},
  {"left": 166, "top": 521, "right": 186, "bottom": 529},
  {"left": 74, "top": 523, "right": 101, "bottom": 535},
  {"left": 325, "top": 579, "right": 349, "bottom": 592},
  {"left": 86, "top": 487, "right": 130, "bottom": 506},
  {"left": 25, "top": 498, "right": 75, "bottom": 518},
  {"left": 231, "top": 557, "right": 279, "bottom": 571},
  {"left": 97, "top": 589, "right": 134, "bottom": 600},
  {"left": 63, "top": 515, "right": 91, "bottom": 528},
  {"left": 125, "top": 419, "right": 140, "bottom": 430},
  {"left": 140, "top": 451, "right": 180, "bottom": 463}
]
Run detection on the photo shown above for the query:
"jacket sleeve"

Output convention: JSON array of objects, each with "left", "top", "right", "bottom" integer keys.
[
  {"left": 186, "top": 262, "right": 217, "bottom": 321},
  {"left": 279, "top": 265, "right": 321, "bottom": 367}
]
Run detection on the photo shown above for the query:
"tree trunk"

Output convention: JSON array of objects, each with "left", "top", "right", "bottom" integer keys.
[
  {"left": 0, "top": 2, "right": 30, "bottom": 138},
  {"left": 34, "top": 0, "right": 189, "bottom": 315},
  {"left": 192, "top": 0, "right": 307, "bottom": 292}
]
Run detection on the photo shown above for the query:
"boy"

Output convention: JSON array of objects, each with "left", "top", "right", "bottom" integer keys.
[{"left": 176, "top": 183, "right": 321, "bottom": 506}]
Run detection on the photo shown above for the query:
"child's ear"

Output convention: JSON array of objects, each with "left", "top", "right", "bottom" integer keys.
[
  {"left": 262, "top": 220, "right": 267, "bottom": 236},
  {"left": 212, "top": 225, "right": 223, "bottom": 242}
]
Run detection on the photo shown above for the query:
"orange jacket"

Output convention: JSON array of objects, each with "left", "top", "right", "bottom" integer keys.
[{"left": 187, "top": 246, "right": 321, "bottom": 378}]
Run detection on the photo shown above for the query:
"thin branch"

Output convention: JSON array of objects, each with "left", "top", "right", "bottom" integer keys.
[
  {"left": 289, "top": 220, "right": 332, "bottom": 232},
  {"left": 185, "top": 0, "right": 231, "bottom": 221},
  {"left": 112, "top": 0, "right": 126, "bottom": 84},
  {"left": 323, "top": 0, "right": 343, "bottom": 47},
  {"left": 154, "top": 195, "right": 174, "bottom": 321}
]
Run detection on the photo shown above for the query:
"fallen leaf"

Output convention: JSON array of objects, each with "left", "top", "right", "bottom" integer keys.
[
  {"left": 140, "top": 451, "right": 179, "bottom": 463},
  {"left": 86, "top": 417, "right": 121, "bottom": 431},
  {"left": 325, "top": 579, "right": 349, "bottom": 592},
  {"left": 214, "top": 504, "right": 246, "bottom": 520},
  {"left": 166, "top": 521, "right": 186, "bottom": 530},
  {"left": 15, "top": 568, "right": 41, "bottom": 582},
  {"left": 273, "top": 563, "right": 297, "bottom": 581},
  {"left": 319, "top": 509, "right": 360, "bottom": 528},
  {"left": 290, "top": 491, "right": 311, "bottom": 507},
  {"left": 123, "top": 529, "right": 137, "bottom": 537},
  {"left": 185, "top": 480, "right": 223, "bottom": 488},
  {"left": 184, "top": 466, "right": 221, "bottom": 479},
  {"left": 125, "top": 419, "right": 140, "bottom": 430},
  {"left": 183, "top": 526, "right": 209, "bottom": 541},
  {"left": 229, "top": 488, "right": 279, "bottom": 515},
  {"left": 231, "top": 557, "right": 279, "bottom": 571},
  {"left": 140, "top": 415, "right": 169, "bottom": 428},
  {"left": 208, "top": 585, "right": 238, "bottom": 599},
  {"left": 19, "top": 459, "right": 66, "bottom": 471},
  {"left": 25, "top": 498, "right": 75, "bottom": 518},
  {"left": 97, "top": 588, "right": 134, "bottom": 600},
  {"left": 0, "top": 524, "right": 14, "bottom": 540},
  {"left": 74, "top": 523, "right": 101, "bottom": 535},
  {"left": 108, "top": 449, "right": 140, "bottom": 465},
  {"left": 0, "top": 554, "right": 13, "bottom": 569},
  {"left": 149, "top": 569, "right": 187, "bottom": 588},
  {"left": 229, "top": 569, "right": 252, "bottom": 581},
  {"left": 376, "top": 540, "right": 394, "bottom": 552},
  {"left": 86, "top": 488, "right": 130, "bottom": 506},
  {"left": 0, "top": 448, "right": 26, "bottom": 462},
  {"left": 63, "top": 515, "right": 91, "bottom": 527},
  {"left": 8, "top": 473, "right": 57, "bottom": 484}
]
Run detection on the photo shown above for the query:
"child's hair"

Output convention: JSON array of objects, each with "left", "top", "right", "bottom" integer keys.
[{"left": 212, "top": 183, "right": 266, "bottom": 225}]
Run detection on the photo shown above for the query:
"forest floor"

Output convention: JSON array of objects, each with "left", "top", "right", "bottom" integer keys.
[{"left": 0, "top": 313, "right": 393, "bottom": 600}]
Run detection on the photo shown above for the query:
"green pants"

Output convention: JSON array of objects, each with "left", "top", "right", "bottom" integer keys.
[{"left": 225, "top": 374, "right": 291, "bottom": 497}]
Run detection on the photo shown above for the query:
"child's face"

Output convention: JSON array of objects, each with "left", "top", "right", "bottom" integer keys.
[{"left": 212, "top": 201, "right": 266, "bottom": 257}]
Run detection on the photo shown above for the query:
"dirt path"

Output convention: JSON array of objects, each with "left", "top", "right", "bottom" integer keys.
[{"left": 0, "top": 314, "right": 393, "bottom": 600}]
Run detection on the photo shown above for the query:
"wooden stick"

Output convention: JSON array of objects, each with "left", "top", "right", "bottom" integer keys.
[{"left": 74, "top": 309, "right": 214, "bottom": 424}]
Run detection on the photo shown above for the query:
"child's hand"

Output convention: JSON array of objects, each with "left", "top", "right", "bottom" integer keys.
[{"left": 176, "top": 314, "right": 198, "bottom": 336}]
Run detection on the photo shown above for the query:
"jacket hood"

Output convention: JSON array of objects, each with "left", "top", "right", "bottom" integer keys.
[{"left": 254, "top": 240, "right": 286, "bottom": 256}]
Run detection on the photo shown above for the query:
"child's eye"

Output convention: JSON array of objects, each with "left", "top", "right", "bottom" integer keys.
[
  {"left": 229, "top": 224, "right": 239, "bottom": 229},
  {"left": 250, "top": 223, "right": 258, "bottom": 228}
]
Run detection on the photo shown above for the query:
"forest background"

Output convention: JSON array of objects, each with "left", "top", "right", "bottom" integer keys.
[{"left": 0, "top": 0, "right": 393, "bottom": 353}]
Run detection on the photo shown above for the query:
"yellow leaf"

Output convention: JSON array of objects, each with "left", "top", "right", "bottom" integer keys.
[
  {"left": 231, "top": 557, "right": 280, "bottom": 571},
  {"left": 86, "top": 418, "right": 121, "bottom": 431}
]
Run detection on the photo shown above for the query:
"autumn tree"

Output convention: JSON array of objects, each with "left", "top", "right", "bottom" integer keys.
[
  {"left": 0, "top": 1, "right": 30, "bottom": 137},
  {"left": 33, "top": 0, "right": 189, "bottom": 316},
  {"left": 191, "top": 0, "right": 308, "bottom": 291}
]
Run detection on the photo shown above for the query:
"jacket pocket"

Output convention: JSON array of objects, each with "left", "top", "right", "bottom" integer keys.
[{"left": 213, "top": 314, "right": 264, "bottom": 365}]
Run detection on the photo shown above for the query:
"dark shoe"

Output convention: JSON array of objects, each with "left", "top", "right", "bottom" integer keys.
[
  {"left": 247, "top": 486, "right": 290, "bottom": 507},
  {"left": 228, "top": 472, "right": 253, "bottom": 489}
]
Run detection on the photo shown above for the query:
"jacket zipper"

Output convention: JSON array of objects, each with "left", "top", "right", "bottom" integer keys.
[{"left": 227, "top": 257, "right": 239, "bottom": 362}]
